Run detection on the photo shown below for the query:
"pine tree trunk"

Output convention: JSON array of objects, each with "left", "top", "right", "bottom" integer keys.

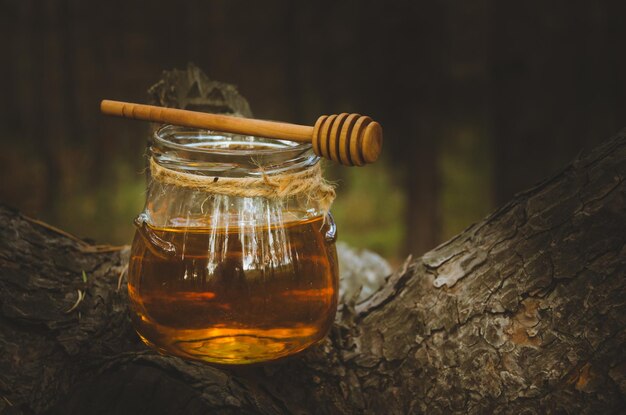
[{"left": 1, "top": 129, "right": 625, "bottom": 414}]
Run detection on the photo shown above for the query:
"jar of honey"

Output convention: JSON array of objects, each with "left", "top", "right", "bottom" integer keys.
[{"left": 127, "top": 125, "right": 339, "bottom": 364}]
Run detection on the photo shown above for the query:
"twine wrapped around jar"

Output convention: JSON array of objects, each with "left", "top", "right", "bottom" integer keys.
[{"left": 149, "top": 158, "right": 336, "bottom": 213}]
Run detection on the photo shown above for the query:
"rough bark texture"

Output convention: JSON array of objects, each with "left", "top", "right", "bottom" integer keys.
[{"left": 1, "top": 129, "right": 625, "bottom": 415}]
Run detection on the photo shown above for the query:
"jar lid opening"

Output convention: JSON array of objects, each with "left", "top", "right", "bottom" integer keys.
[
  {"left": 154, "top": 124, "right": 311, "bottom": 155},
  {"left": 152, "top": 124, "right": 318, "bottom": 177}
]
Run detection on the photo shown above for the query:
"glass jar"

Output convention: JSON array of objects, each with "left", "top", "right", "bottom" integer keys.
[{"left": 127, "top": 125, "right": 339, "bottom": 364}]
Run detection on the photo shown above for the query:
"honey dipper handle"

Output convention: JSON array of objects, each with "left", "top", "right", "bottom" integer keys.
[{"left": 100, "top": 100, "right": 314, "bottom": 142}]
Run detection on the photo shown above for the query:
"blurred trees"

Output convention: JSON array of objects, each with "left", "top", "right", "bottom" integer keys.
[{"left": 1, "top": 0, "right": 625, "bottom": 260}]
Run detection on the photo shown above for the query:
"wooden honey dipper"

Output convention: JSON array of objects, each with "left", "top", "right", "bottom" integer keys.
[{"left": 101, "top": 100, "right": 383, "bottom": 166}]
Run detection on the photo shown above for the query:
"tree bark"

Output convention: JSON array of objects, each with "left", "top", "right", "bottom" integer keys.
[{"left": 1, "top": 129, "right": 625, "bottom": 414}]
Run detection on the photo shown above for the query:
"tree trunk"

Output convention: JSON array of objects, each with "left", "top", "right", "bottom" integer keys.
[{"left": 1, "top": 129, "right": 625, "bottom": 415}]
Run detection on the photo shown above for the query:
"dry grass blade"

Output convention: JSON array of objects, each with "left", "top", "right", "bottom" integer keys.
[{"left": 65, "top": 289, "right": 85, "bottom": 314}]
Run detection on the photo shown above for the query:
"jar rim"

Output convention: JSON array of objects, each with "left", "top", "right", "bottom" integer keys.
[
  {"left": 151, "top": 124, "right": 319, "bottom": 177},
  {"left": 154, "top": 124, "right": 313, "bottom": 155}
]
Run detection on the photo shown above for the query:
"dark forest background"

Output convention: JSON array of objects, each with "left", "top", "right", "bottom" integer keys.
[{"left": 1, "top": 0, "right": 625, "bottom": 263}]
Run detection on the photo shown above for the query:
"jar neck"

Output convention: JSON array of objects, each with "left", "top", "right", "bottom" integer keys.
[{"left": 151, "top": 125, "right": 319, "bottom": 178}]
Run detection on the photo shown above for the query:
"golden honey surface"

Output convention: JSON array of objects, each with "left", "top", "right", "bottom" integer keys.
[{"left": 128, "top": 216, "right": 338, "bottom": 364}]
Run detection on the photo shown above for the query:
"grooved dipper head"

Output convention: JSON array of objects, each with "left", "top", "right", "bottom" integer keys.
[{"left": 312, "top": 114, "right": 383, "bottom": 166}]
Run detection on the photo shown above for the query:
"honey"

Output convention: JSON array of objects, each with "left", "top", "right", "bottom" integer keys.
[{"left": 128, "top": 215, "right": 338, "bottom": 364}]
